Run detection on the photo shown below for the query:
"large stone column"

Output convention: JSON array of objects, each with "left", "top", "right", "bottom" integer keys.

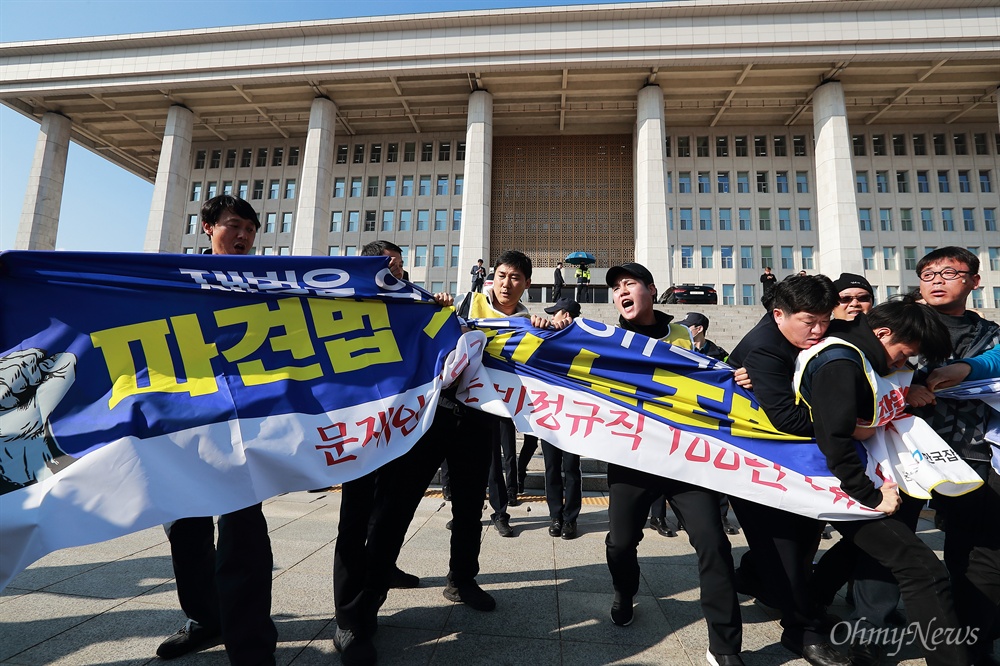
[
  {"left": 144, "top": 105, "right": 194, "bottom": 252},
  {"left": 813, "top": 81, "right": 864, "bottom": 276},
  {"left": 457, "top": 90, "right": 492, "bottom": 291},
  {"left": 292, "top": 97, "right": 337, "bottom": 255},
  {"left": 16, "top": 112, "right": 72, "bottom": 250},
  {"left": 634, "top": 85, "right": 671, "bottom": 286}
]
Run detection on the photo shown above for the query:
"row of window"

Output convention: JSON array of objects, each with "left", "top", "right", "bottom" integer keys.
[
  {"left": 191, "top": 179, "right": 296, "bottom": 202},
  {"left": 692, "top": 283, "right": 996, "bottom": 308},
  {"left": 670, "top": 170, "right": 811, "bottom": 195},
  {"left": 856, "top": 169, "right": 993, "bottom": 195},
  {"left": 670, "top": 207, "right": 813, "bottom": 232},
  {"left": 194, "top": 146, "right": 302, "bottom": 170},
  {"left": 329, "top": 243, "right": 461, "bottom": 270},
  {"left": 330, "top": 209, "right": 462, "bottom": 234},
  {"left": 334, "top": 175, "right": 464, "bottom": 198},
  {"left": 852, "top": 132, "right": 998, "bottom": 158},
  {"left": 336, "top": 141, "right": 466, "bottom": 165},
  {"left": 666, "top": 134, "right": 811, "bottom": 159},
  {"left": 858, "top": 207, "right": 997, "bottom": 233}
]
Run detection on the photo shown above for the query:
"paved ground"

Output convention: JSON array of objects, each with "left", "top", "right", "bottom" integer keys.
[{"left": 0, "top": 488, "right": 960, "bottom": 665}]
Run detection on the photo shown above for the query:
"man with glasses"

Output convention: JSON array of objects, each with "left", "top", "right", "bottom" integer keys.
[{"left": 832, "top": 273, "right": 874, "bottom": 321}]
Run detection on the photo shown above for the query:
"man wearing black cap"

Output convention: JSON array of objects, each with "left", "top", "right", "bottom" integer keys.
[
  {"left": 677, "top": 312, "right": 728, "bottom": 362},
  {"left": 603, "top": 263, "right": 744, "bottom": 666},
  {"left": 832, "top": 273, "right": 874, "bottom": 321}
]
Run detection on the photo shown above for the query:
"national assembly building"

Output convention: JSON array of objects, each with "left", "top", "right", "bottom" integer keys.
[{"left": 4, "top": 0, "right": 999, "bottom": 306}]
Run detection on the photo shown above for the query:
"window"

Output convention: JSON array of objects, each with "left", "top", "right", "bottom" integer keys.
[
  {"left": 740, "top": 246, "right": 753, "bottom": 269},
  {"left": 778, "top": 208, "right": 791, "bottom": 231},
  {"left": 678, "top": 172, "right": 692, "bottom": 193},
  {"left": 416, "top": 210, "right": 429, "bottom": 231},
  {"left": 344, "top": 246, "right": 356, "bottom": 257},
  {"left": 194, "top": 150, "right": 206, "bottom": 169},
  {"left": 452, "top": 209, "right": 462, "bottom": 231},
  {"left": 879, "top": 208, "right": 893, "bottom": 231},
  {"left": 798, "top": 209, "right": 811, "bottom": 231},
  {"left": 717, "top": 171, "right": 730, "bottom": 194},
  {"left": 780, "top": 246, "right": 794, "bottom": 270},
  {"left": 336, "top": 145, "right": 348, "bottom": 164},
  {"left": 900, "top": 208, "right": 913, "bottom": 231},
  {"left": 699, "top": 208, "right": 712, "bottom": 231},
  {"left": 742, "top": 285, "right": 755, "bottom": 306},
  {"left": 334, "top": 178, "right": 346, "bottom": 198},
  {"left": 209, "top": 149, "right": 222, "bottom": 169},
  {"left": 719, "top": 208, "right": 732, "bottom": 231},
  {"left": 347, "top": 211, "right": 359, "bottom": 232},
  {"left": 421, "top": 142, "right": 434, "bottom": 161},
  {"left": 933, "top": 133, "right": 947, "bottom": 155},
  {"left": 206, "top": 181, "right": 217, "bottom": 199},
  {"left": 353, "top": 144, "right": 365, "bottom": 164},
  {"left": 222, "top": 181, "right": 232, "bottom": 195},
  {"left": 716, "top": 136, "right": 729, "bottom": 157},
  {"left": 265, "top": 212, "right": 276, "bottom": 233},
  {"left": 438, "top": 142, "right": 451, "bottom": 161},
  {"left": 856, "top": 171, "right": 870, "bottom": 194},
  {"left": 366, "top": 177, "right": 379, "bottom": 197},
  {"left": 664, "top": 136, "right": 672, "bottom": 157},
  {"left": 876, "top": 171, "right": 890, "bottom": 193},
  {"left": 701, "top": 246, "right": 714, "bottom": 269},
  {"left": 801, "top": 246, "right": 814, "bottom": 270},
  {"left": 677, "top": 136, "right": 691, "bottom": 157},
  {"left": 904, "top": 247, "right": 918, "bottom": 271},
  {"left": 190, "top": 182, "right": 202, "bottom": 201},
  {"left": 882, "top": 247, "right": 896, "bottom": 271},
  {"left": 186, "top": 214, "right": 198, "bottom": 234},
  {"left": 972, "top": 133, "right": 989, "bottom": 155},
  {"left": 454, "top": 175, "right": 464, "bottom": 195},
  {"left": 917, "top": 171, "right": 930, "bottom": 193},
  {"left": 942, "top": 208, "right": 954, "bottom": 231},
  {"left": 288, "top": 147, "right": 300, "bottom": 166},
  {"left": 456, "top": 142, "right": 466, "bottom": 160},
  {"left": 872, "top": 134, "right": 887, "bottom": 156},
  {"left": 754, "top": 136, "right": 768, "bottom": 157},
  {"left": 938, "top": 171, "right": 950, "bottom": 193},
  {"left": 776, "top": 171, "right": 789, "bottom": 193},
  {"left": 989, "top": 247, "right": 1000, "bottom": 271},
  {"left": 451, "top": 245, "right": 460, "bottom": 268},
  {"left": 986, "top": 209, "right": 997, "bottom": 232},
  {"left": 679, "top": 208, "right": 693, "bottom": 230},
  {"left": 369, "top": 143, "right": 381, "bottom": 163},
  {"left": 972, "top": 288, "right": 985, "bottom": 309},
  {"left": 698, "top": 172, "right": 711, "bottom": 194},
  {"left": 892, "top": 134, "right": 907, "bottom": 156},
  {"left": 436, "top": 176, "right": 449, "bottom": 196},
  {"left": 921, "top": 208, "right": 934, "bottom": 231},
  {"left": 381, "top": 210, "right": 394, "bottom": 232},
  {"left": 773, "top": 136, "right": 787, "bottom": 157},
  {"left": 981, "top": 171, "right": 993, "bottom": 193},
  {"left": 734, "top": 136, "right": 748, "bottom": 157},
  {"left": 723, "top": 285, "right": 735, "bottom": 305},
  {"left": 761, "top": 246, "right": 773, "bottom": 269},
  {"left": 759, "top": 208, "right": 771, "bottom": 231},
  {"left": 958, "top": 171, "right": 972, "bottom": 193},
  {"left": 862, "top": 247, "right": 876, "bottom": 270},
  {"left": 257, "top": 148, "right": 268, "bottom": 167},
  {"left": 896, "top": 171, "right": 909, "bottom": 193},
  {"left": 403, "top": 142, "right": 416, "bottom": 162},
  {"left": 434, "top": 209, "right": 447, "bottom": 231},
  {"left": 414, "top": 246, "right": 427, "bottom": 267},
  {"left": 859, "top": 208, "right": 872, "bottom": 231},
  {"left": 281, "top": 212, "right": 292, "bottom": 233},
  {"left": 736, "top": 171, "right": 750, "bottom": 193},
  {"left": 739, "top": 208, "right": 752, "bottom": 231},
  {"left": 756, "top": 171, "right": 768, "bottom": 193},
  {"left": 284, "top": 179, "right": 296, "bottom": 199},
  {"left": 272, "top": 147, "right": 284, "bottom": 167},
  {"left": 401, "top": 176, "right": 414, "bottom": 197},
  {"left": 384, "top": 177, "right": 397, "bottom": 197},
  {"left": 252, "top": 180, "right": 263, "bottom": 199},
  {"left": 681, "top": 246, "right": 694, "bottom": 269},
  {"left": 225, "top": 149, "right": 237, "bottom": 168},
  {"left": 795, "top": 172, "right": 808, "bottom": 194},
  {"left": 399, "top": 210, "right": 411, "bottom": 231},
  {"left": 912, "top": 134, "right": 927, "bottom": 156},
  {"left": 953, "top": 133, "right": 968, "bottom": 155},
  {"left": 387, "top": 143, "right": 399, "bottom": 163},
  {"left": 329, "top": 246, "right": 341, "bottom": 256},
  {"left": 793, "top": 135, "right": 807, "bottom": 157},
  {"left": 238, "top": 181, "right": 248, "bottom": 199},
  {"left": 852, "top": 135, "right": 867, "bottom": 157},
  {"left": 963, "top": 208, "right": 976, "bottom": 231},
  {"left": 432, "top": 245, "right": 445, "bottom": 267},
  {"left": 419, "top": 176, "right": 431, "bottom": 196},
  {"left": 721, "top": 246, "right": 733, "bottom": 269},
  {"left": 697, "top": 136, "right": 710, "bottom": 157}
]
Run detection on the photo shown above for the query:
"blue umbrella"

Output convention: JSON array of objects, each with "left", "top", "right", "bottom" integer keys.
[{"left": 565, "top": 252, "right": 596, "bottom": 266}]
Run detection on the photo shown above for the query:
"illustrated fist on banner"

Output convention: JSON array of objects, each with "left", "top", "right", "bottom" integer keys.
[{"left": 0, "top": 348, "right": 78, "bottom": 490}]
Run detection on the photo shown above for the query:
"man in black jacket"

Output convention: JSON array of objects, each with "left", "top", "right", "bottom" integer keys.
[
  {"left": 676, "top": 312, "right": 728, "bottom": 361},
  {"left": 552, "top": 261, "right": 565, "bottom": 301}
]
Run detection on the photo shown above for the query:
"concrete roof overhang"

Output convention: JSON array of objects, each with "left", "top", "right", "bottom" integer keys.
[{"left": 2, "top": 0, "right": 998, "bottom": 182}]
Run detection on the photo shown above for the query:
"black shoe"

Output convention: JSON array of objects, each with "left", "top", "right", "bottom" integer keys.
[
  {"left": 388, "top": 566, "right": 419, "bottom": 589},
  {"left": 821, "top": 525, "right": 834, "bottom": 540},
  {"left": 442, "top": 486, "right": 452, "bottom": 501},
  {"left": 493, "top": 515, "right": 514, "bottom": 537},
  {"left": 156, "top": 620, "right": 222, "bottom": 659},
  {"left": 707, "top": 650, "right": 746, "bottom": 666},
  {"left": 781, "top": 640, "right": 850, "bottom": 666},
  {"left": 445, "top": 519, "right": 453, "bottom": 530},
  {"left": 507, "top": 492, "right": 520, "bottom": 507},
  {"left": 650, "top": 517, "right": 677, "bottom": 538},
  {"left": 333, "top": 626, "right": 377, "bottom": 666},
  {"left": 610, "top": 592, "right": 634, "bottom": 626},
  {"left": 548, "top": 520, "right": 562, "bottom": 537},
  {"left": 721, "top": 517, "right": 740, "bottom": 535},
  {"left": 848, "top": 641, "right": 880, "bottom": 666},
  {"left": 517, "top": 480, "right": 525, "bottom": 495},
  {"left": 443, "top": 580, "right": 496, "bottom": 611},
  {"left": 561, "top": 521, "right": 578, "bottom": 540}
]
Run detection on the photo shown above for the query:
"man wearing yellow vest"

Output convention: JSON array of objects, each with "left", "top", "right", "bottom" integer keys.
[
  {"left": 602, "top": 263, "right": 745, "bottom": 666},
  {"left": 575, "top": 263, "right": 591, "bottom": 303}
]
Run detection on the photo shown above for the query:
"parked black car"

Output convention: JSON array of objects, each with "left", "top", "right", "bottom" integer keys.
[{"left": 659, "top": 284, "right": 718, "bottom": 304}]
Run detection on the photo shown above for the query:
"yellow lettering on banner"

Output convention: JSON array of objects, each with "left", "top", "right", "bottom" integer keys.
[
  {"left": 484, "top": 331, "right": 517, "bottom": 360},
  {"left": 309, "top": 299, "right": 402, "bottom": 373},
  {"left": 216, "top": 298, "right": 322, "bottom": 386},
  {"left": 568, "top": 348, "right": 639, "bottom": 407},
  {"left": 423, "top": 307, "right": 455, "bottom": 339},
  {"left": 91, "top": 316, "right": 219, "bottom": 409},
  {"left": 511, "top": 332, "right": 544, "bottom": 364},
  {"left": 728, "top": 393, "right": 807, "bottom": 441},
  {"left": 645, "top": 368, "right": 723, "bottom": 430}
]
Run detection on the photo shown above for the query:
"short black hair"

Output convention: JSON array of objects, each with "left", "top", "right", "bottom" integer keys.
[
  {"left": 916, "top": 246, "right": 979, "bottom": 276},
  {"left": 867, "top": 294, "right": 952, "bottom": 365},
  {"left": 771, "top": 275, "right": 838, "bottom": 315},
  {"left": 201, "top": 195, "right": 260, "bottom": 229},
  {"left": 361, "top": 240, "right": 403, "bottom": 256},
  {"left": 495, "top": 250, "right": 532, "bottom": 279}
]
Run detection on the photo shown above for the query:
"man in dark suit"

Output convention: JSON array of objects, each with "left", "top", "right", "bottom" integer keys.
[{"left": 552, "top": 261, "right": 565, "bottom": 301}]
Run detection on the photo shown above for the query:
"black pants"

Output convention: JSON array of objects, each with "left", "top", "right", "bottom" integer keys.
[
  {"left": 333, "top": 471, "right": 387, "bottom": 636},
  {"left": 576, "top": 282, "right": 589, "bottom": 303},
  {"left": 166, "top": 505, "right": 276, "bottom": 666},
  {"left": 487, "top": 417, "right": 517, "bottom": 519},
  {"left": 518, "top": 434, "right": 539, "bottom": 489},
  {"left": 541, "top": 439, "right": 581, "bottom": 524},
  {"left": 552, "top": 284, "right": 562, "bottom": 301},
  {"left": 729, "top": 497, "right": 826, "bottom": 648},
  {"left": 606, "top": 464, "right": 741, "bottom": 655}
]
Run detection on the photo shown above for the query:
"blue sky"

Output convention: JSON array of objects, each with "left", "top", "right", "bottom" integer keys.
[{"left": 0, "top": 0, "right": 612, "bottom": 251}]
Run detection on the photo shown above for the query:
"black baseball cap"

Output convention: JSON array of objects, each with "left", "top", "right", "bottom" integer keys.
[
  {"left": 676, "top": 312, "right": 709, "bottom": 330},
  {"left": 605, "top": 262, "right": 654, "bottom": 288},
  {"left": 544, "top": 297, "right": 581, "bottom": 318}
]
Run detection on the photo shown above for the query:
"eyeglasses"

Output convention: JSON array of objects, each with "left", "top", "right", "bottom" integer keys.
[
  {"left": 918, "top": 268, "right": 971, "bottom": 282},
  {"left": 838, "top": 294, "right": 872, "bottom": 305}
]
